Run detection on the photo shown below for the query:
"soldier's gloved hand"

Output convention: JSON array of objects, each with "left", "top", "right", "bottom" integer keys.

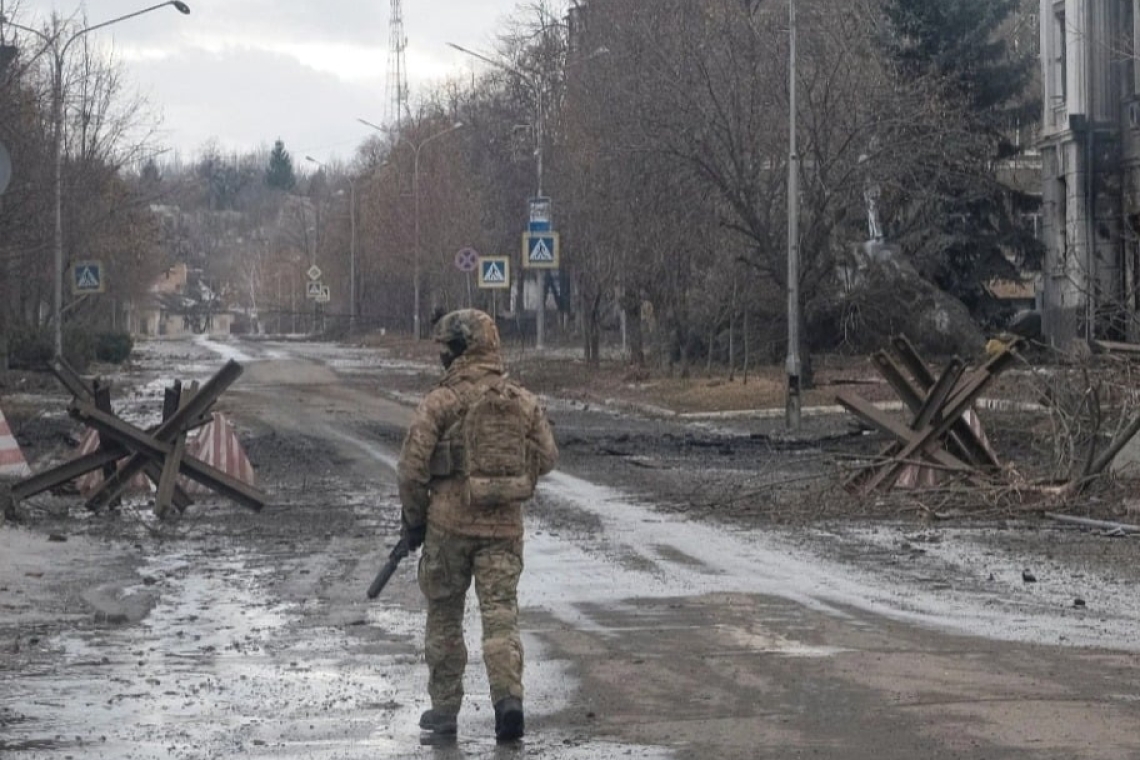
[{"left": 403, "top": 523, "right": 426, "bottom": 551}]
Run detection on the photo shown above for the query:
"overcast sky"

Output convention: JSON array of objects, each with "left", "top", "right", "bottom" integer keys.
[{"left": 7, "top": 0, "right": 537, "bottom": 166}]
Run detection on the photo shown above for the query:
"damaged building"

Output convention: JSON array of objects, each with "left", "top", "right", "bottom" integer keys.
[{"left": 1039, "top": 0, "right": 1140, "bottom": 346}]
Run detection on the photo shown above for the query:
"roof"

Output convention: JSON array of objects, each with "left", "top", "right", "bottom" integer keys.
[{"left": 986, "top": 276, "right": 1039, "bottom": 300}]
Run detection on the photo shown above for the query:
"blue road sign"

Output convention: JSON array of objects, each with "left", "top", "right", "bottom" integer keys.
[
  {"left": 521, "top": 231, "right": 559, "bottom": 269},
  {"left": 478, "top": 256, "right": 510, "bottom": 289},
  {"left": 72, "top": 261, "right": 104, "bottom": 294},
  {"left": 528, "top": 197, "right": 551, "bottom": 233}
]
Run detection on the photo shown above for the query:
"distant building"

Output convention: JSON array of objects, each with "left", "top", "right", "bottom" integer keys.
[
  {"left": 1038, "top": 0, "right": 1140, "bottom": 346},
  {"left": 130, "top": 262, "right": 234, "bottom": 338}
]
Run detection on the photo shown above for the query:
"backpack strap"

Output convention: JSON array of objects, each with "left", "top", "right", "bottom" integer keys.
[{"left": 426, "top": 377, "right": 499, "bottom": 477}]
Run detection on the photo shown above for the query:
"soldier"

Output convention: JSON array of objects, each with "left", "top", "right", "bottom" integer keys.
[{"left": 397, "top": 308, "right": 558, "bottom": 741}]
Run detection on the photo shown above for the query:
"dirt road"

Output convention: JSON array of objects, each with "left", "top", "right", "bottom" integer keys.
[{"left": 2, "top": 336, "right": 1139, "bottom": 759}]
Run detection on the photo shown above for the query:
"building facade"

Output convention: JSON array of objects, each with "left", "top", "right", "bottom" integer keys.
[{"left": 1039, "top": 0, "right": 1140, "bottom": 345}]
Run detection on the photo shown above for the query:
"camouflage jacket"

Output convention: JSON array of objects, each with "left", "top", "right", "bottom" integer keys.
[{"left": 397, "top": 331, "right": 557, "bottom": 539}]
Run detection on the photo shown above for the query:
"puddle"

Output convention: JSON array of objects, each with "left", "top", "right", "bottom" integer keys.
[
  {"left": 1, "top": 430, "right": 676, "bottom": 760},
  {"left": 0, "top": 546, "right": 417, "bottom": 758}
]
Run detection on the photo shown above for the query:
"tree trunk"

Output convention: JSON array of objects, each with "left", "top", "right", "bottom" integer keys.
[
  {"left": 728, "top": 281, "right": 737, "bottom": 381},
  {"left": 622, "top": 292, "right": 645, "bottom": 367},
  {"left": 742, "top": 309, "right": 750, "bottom": 385},
  {"left": 582, "top": 289, "right": 602, "bottom": 365},
  {"left": 676, "top": 323, "right": 691, "bottom": 379},
  {"left": 706, "top": 324, "right": 715, "bottom": 375}
]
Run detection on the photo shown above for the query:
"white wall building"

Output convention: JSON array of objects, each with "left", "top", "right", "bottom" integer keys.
[{"left": 1039, "top": 0, "right": 1140, "bottom": 345}]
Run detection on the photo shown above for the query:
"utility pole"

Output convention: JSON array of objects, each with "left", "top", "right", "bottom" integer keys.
[
  {"left": 447, "top": 42, "right": 549, "bottom": 350},
  {"left": 359, "top": 118, "right": 463, "bottom": 338},
  {"left": 534, "top": 80, "right": 546, "bottom": 350},
  {"left": 785, "top": 0, "right": 802, "bottom": 431}
]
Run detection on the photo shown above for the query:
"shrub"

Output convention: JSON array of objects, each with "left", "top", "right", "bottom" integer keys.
[
  {"left": 3, "top": 326, "right": 103, "bottom": 372},
  {"left": 94, "top": 332, "right": 133, "bottom": 364},
  {"left": 6, "top": 328, "right": 53, "bottom": 370},
  {"left": 62, "top": 328, "right": 96, "bottom": 372}
]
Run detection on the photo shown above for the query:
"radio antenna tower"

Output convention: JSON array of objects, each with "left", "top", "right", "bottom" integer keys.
[{"left": 385, "top": 0, "right": 409, "bottom": 134}]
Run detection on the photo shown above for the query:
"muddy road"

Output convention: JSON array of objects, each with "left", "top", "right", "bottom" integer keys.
[{"left": 2, "top": 336, "right": 1139, "bottom": 759}]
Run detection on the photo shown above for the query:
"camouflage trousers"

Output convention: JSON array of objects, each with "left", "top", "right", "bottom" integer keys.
[{"left": 418, "top": 524, "right": 524, "bottom": 711}]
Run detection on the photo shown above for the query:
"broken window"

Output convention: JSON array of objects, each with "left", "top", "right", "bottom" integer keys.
[{"left": 1052, "top": 2, "right": 1068, "bottom": 124}]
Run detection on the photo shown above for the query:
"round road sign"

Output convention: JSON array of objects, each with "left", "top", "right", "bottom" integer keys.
[{"left": 455, "top": 247, "right": 479, "bottom": 272}]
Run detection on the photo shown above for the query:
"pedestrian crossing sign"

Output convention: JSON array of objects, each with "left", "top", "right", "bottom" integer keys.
[
  {"left": 521, "top": 231, "right": 559, "bottom": 270},
  {"left": 72, "top": 260, "right": 104, "bottom": 294},
  {"left": 478, "top": 256, "right": 510, "bottom": 289}
]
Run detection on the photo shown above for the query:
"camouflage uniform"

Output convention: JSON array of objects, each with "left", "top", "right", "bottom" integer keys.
[{"left": 397, "top": 309, "right": 558, "bottom": 719}]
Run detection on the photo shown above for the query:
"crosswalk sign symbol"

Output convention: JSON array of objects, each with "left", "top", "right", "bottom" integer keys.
[
  {"left": 521, "top": 231, "right": 559, "bottom": 269},
  {"left": 306, "top": 280, "right": 323, "bottom": 299},
  {"left": 72, "top": 260, "right": 104, "bottom": 294},
  {"left": 478, "top": 256, "right": 510, "bottom": 289},
  {"left": 531, "top": 239, "right": 553, "bottom": 261},
  {"left": 484, "top": 262, "right": 505, "bottom": 282}
]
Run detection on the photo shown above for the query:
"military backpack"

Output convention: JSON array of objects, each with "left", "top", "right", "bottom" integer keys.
[{"left": 433, "top": 378, "right": 535, "bottom": 507}]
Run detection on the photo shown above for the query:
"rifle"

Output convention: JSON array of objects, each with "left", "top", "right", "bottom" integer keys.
[{"left": 367, "top": 537, "right": 411, "bottom": 599}]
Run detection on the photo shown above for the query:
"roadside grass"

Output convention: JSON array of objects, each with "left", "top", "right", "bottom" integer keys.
[{"left": 357, "top": 330, "right": 899, "bottom": 414}]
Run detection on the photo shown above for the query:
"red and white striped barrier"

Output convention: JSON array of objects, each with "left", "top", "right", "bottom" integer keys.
[
  {"left": 180, "top": 413, "right": 255, "bottom": 495},
  {"left": 0, "top": 406, "right": 32, "bottom": 478},
  {"left": 895, "top": 408, "right": 995, "bottom": 489},
  {"left": 74, "top": 428, "right": 151, "bottom": 496},
  {"left": 72, "top": 412, "right": 254, "bottom": 500}
]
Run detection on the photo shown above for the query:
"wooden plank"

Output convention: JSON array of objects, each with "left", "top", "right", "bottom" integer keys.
[
  {"left": 176, "top": 455, "right": 265, "bottom": 512},
  {"left": 873, "top": 351, "right": 925, "bottom": 411},
  {"left": 835, "top": 391, "right": 980, "bottom": 489},
  {"left": 852, "top": 354, "right": 971, "bottom": 488},
  {"left": 860, "top": 355, "right": 1013, "bottom": 492},
  {"left": 92, "top": 380, "right": 121, "bottom": 508},
  {"left": 162, "top": 380, "right": 182, "bottom": 423},
  {"left": 10, "top": 448, "right": 122, "bottom": 500},
  {"left": 890, "top": 335, "right": 936, "bottom": 388},
  {"left": 854, "top": 353, "right": 931, "bottom": 486},
  {"left": 72, "top": 401, "right": 264, "bottom": 512},
  {"left": 154, "top": 431, "right": 188, "bottom": 518},
  {"left": 50, "top": 357, "right": 94, "bottom": 401},
  {"left": 154, "top": 381, "right": 193, "bottom": 519},
  {"left": 891, "top": 337, "right": 1000, "bottom": 468},
  {"left": 912, "top": 361, "right": 963, "bottom": 430},
  {"left": 84, "top": 360, "right": 242, "bottom": 510}
]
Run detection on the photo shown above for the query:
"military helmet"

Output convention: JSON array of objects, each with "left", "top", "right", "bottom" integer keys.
[{"left": 432, "top": 308, "right": 501, "bottom": 359}]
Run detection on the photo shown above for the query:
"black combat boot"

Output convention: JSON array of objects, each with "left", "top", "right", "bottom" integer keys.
[
  {"left": 419, "top": 707, "right": 458, "bottom": 735},
  {"left": 494, "top": 696, "right": 524, "bottom": 741}
]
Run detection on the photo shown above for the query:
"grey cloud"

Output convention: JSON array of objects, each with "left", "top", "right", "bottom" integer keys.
[
  {"left": 133, "top": 45, "right": 380, "bottom": 162},
  {"left": 16, "top": 0, "right": 540, "bottom": 162}
]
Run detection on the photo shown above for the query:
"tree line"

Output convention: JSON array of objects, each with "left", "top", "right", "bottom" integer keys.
[{"left": 0, "top": 0, "right": 1040, "bottom": 375}]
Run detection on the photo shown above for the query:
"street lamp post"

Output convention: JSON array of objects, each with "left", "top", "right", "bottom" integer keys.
[
  {"left": 447, "top": 42, "right": 607, "bottom": 351},
  {"left": 349, "top": 176, "right": 356, "bottom": 332},
  {"left": 447, "top": 42, "right": 549, "bottom": 349},
  {"left": 785, "top": 0, "right": 802, "bottom": 431},
  {"left": 358, "top": 118, "right": 464, "bottom": 340},
  {"left": 305, "top": 156, "right": 357, "bottom": 332},
  {"left": 1, "top": 1, "right": 190, "bottom": 358}
]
